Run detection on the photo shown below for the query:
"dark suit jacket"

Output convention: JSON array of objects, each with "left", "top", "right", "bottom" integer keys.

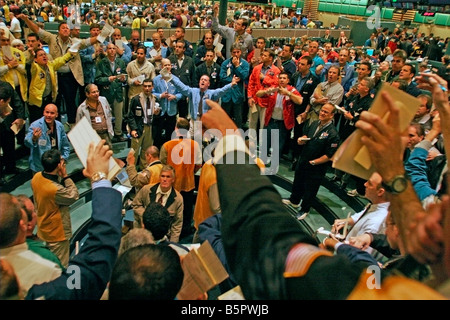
[
  {"left": 26, "top": 187, "right": 122, "bottom": 300},
  {"left": 0, "top": 81, "right": 25, "bottom": 127},
  {"left": 168, "top": 54, "right": 195, "bottom": 87},
  {"left": 194, "top": 45, "right": 224, "bottom": 66},
  {"left": 320, "top": 35, "right": 335, "bottom": 47},
  {"left": 300, "top": 120, "right": 340, "bottom": 173},
  {"left": 216, "top": 150, "right": 366, "bottom": 299},
  {"left": 95, "top": 57, "right": 127, "bottom": 104},
  {"left": 291, "top": 71, "right": 320, "bottom": 114},
  {"left": 194, "top": 61, "right": 221, "bottom": 89},
  {"left": 406, "top": 82, "right": 422, "bottom": 97},
  {"left": 126, "top": 93, "right": 161, "bottom": 138}
]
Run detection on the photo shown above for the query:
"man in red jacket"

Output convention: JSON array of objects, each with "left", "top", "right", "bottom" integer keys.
[
  {"left": 255, "top": 72, "right": 302, "bottom": 172},
  {"left": 247, "top": 48, "right": 280, "bottom": 154}
]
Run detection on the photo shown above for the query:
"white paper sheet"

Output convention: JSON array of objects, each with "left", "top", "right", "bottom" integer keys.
[
  {"left": 149, "top": 48, "right": 158, "bottom": 57},
  {"left": 67, "top": 117, "right": 121, "bottom": 180},
  {"left": 69, "top": 38, "right": 81, "bottom": 53},
  {"left": 131, "top": 74, "right": 145, "bottom": 84},
  {"left": 214, "top": 43, "right": 223, "bottom": 53}
]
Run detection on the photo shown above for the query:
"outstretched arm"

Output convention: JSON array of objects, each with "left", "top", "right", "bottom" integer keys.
[
  {"left": 355, "top": 92, "right": 445, "bottom": 266},
  {"left": 201, "top": 100, "right": 362, "bottom": 300},
  {"left": 17, "top": 14, "right": 40, "bottom": 34}
]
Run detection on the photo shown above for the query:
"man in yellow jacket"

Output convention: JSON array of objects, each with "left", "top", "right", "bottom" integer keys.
[{"left": 27, "top": 49, "right": 73, "bottom": 124}]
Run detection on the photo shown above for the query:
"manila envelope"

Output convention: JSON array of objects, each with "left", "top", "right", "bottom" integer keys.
[{"left": 332, "top": 82, "right": 421, "bottom": 181}]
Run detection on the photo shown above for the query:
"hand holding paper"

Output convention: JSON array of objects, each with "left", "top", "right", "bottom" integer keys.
[
  {"left": 160, "top": 66, "right": 171, "bottom": 81},
  {"left": 149, "top": 48, "right": 158, "bottom": 57},
  {"left": 214, "top": 42, "right": 223, "bottom": 54},
  {"left": 97, "top": 23, "right": 114, "bottom": 43},
  {"left": 332, "top": 83, "right": 421, "bottom": 181},
  {"left": 69, "top": 38, "right": 81, "bottom": 53},
  {"left": 67, "top": 117, "right": 121, "bottom": 180}
]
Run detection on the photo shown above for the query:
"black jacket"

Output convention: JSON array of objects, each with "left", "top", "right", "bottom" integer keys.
[{"left": 291, "top": 71, "right": 320, "bottom": 115}]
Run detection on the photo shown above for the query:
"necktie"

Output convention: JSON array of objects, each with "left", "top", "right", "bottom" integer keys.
[
  {"left": 146, "top": 96, "right": 152, "bottom": 124},
  {"left": 158, "top": 193, "right": 164, "bottom": 204},
  {"left": 314, "top": 123, "right": 324, "bottom": 137},
  {"left": 347, "top": 204, "right": 372, "bottom": 235},
  {"left": 198, "top": 91, "right": 204, "bottom": 119}
]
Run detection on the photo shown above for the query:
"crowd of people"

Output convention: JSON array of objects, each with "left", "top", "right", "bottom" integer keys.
[{"left": 0, "top": 0, "right": 450, "bottom": 300}]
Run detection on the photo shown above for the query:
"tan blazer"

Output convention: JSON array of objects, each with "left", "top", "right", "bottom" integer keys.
[
  {"left": 38, "top": 29, "right": 91, "bottom": 86},
  {"left": 132, "top": 183, "right": 184, "bottom": 243}
]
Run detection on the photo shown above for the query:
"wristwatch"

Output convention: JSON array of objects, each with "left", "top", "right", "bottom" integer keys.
[
  {"left": 381, "top": 175, "right": 408, "bottom": 194},
  {"left": 90, "top": 171, "right": 107, "bottom": 183}
]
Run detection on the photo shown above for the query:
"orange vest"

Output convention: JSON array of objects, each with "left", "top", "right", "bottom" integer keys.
[
  {"left": 193, "top": 160, "right": 217, "bottom": 229},
  {"left": 162, "top": 138, "right": 201, "bottom": 192},
  {"left": 31, "top": 173, "right": 66, "bottom": 242}
]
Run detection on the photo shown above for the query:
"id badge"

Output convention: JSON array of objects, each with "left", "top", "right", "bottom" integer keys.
[
  {"left": 51, "top": 138, "right": 56, "bottom": 147},
  {"left": 227, "top": 68, "right": 231, "bottom": 77},
  {"left": 95, "top": 116, "right": 102, "bottom": 123},
  {"left": 136, "top": 110, "right": 142, "bottom": 117},
  {"left": 38, "top": 139, "right": 47, "bottom": 146}
]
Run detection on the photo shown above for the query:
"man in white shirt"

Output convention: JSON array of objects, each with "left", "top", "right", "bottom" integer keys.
[
  {"left": 8, "top": 12, "right": 21, "bottom": 39},
  {"left": 332, "top": 172, "right": 390, "bottom": 258},
  {"left": 0, "top": 193, "right": 62, "bottom": 297}
]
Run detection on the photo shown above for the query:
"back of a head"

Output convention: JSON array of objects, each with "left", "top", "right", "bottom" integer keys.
[
  {"left": 0, "top": 193, "right": 22, "bottom": 248},
  {"left": 108, "top": 244, "right": 184, "bottom": 300},
  {"left": 41, "top": 149, "right": 62, "bottom": 172},
  {"left": 142, "top": 202, "right": 171, "bottom": 240},
  {"left": 176, "top": 117, "right": 190, "bottom": 131},
  {"left": 0, "top": 80, "right": 13, "bottom": 101},
  {"left": 0, "top": 258, "right": 21, "bottom": 300},
  {"left": 118, "top": 228, "right": 155, "bottom": 256}
]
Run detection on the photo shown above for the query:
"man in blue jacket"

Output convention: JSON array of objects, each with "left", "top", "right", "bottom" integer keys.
[{"left": 24, "top": 104, "right": 71, "bottom": 175}]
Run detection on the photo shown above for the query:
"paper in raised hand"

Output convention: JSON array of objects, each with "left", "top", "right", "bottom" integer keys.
[
  {"left": 67, "top": 117, "right": 121, "bottom": 180},
  {"left": 332, "top": 83, "right": 421, "bottom": 180},
  {"left": 214, "top": 42, "right": 223, "bottom": 54},
  {"left": 213, "top": 33, "right": 220, "bottom": 46},
  {"left": 97, "top": 23, "right": 114, "bottom": 43},
  {"left": 69, "top": 38, "right": 81, "bottom": 53},
  {"left": 160, "top": 66, "right": 171, "bottom": 80}
]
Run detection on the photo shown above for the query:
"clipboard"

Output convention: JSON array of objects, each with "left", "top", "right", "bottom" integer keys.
[
  {"left": 253, "top": 48, "right": 261, "bottom": 60},
  {"left": 332, "top": 83, "right": 421, "bottom": 181},
  {"left": 67, "top": 117, "right": 121, "bottom": 181}
]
